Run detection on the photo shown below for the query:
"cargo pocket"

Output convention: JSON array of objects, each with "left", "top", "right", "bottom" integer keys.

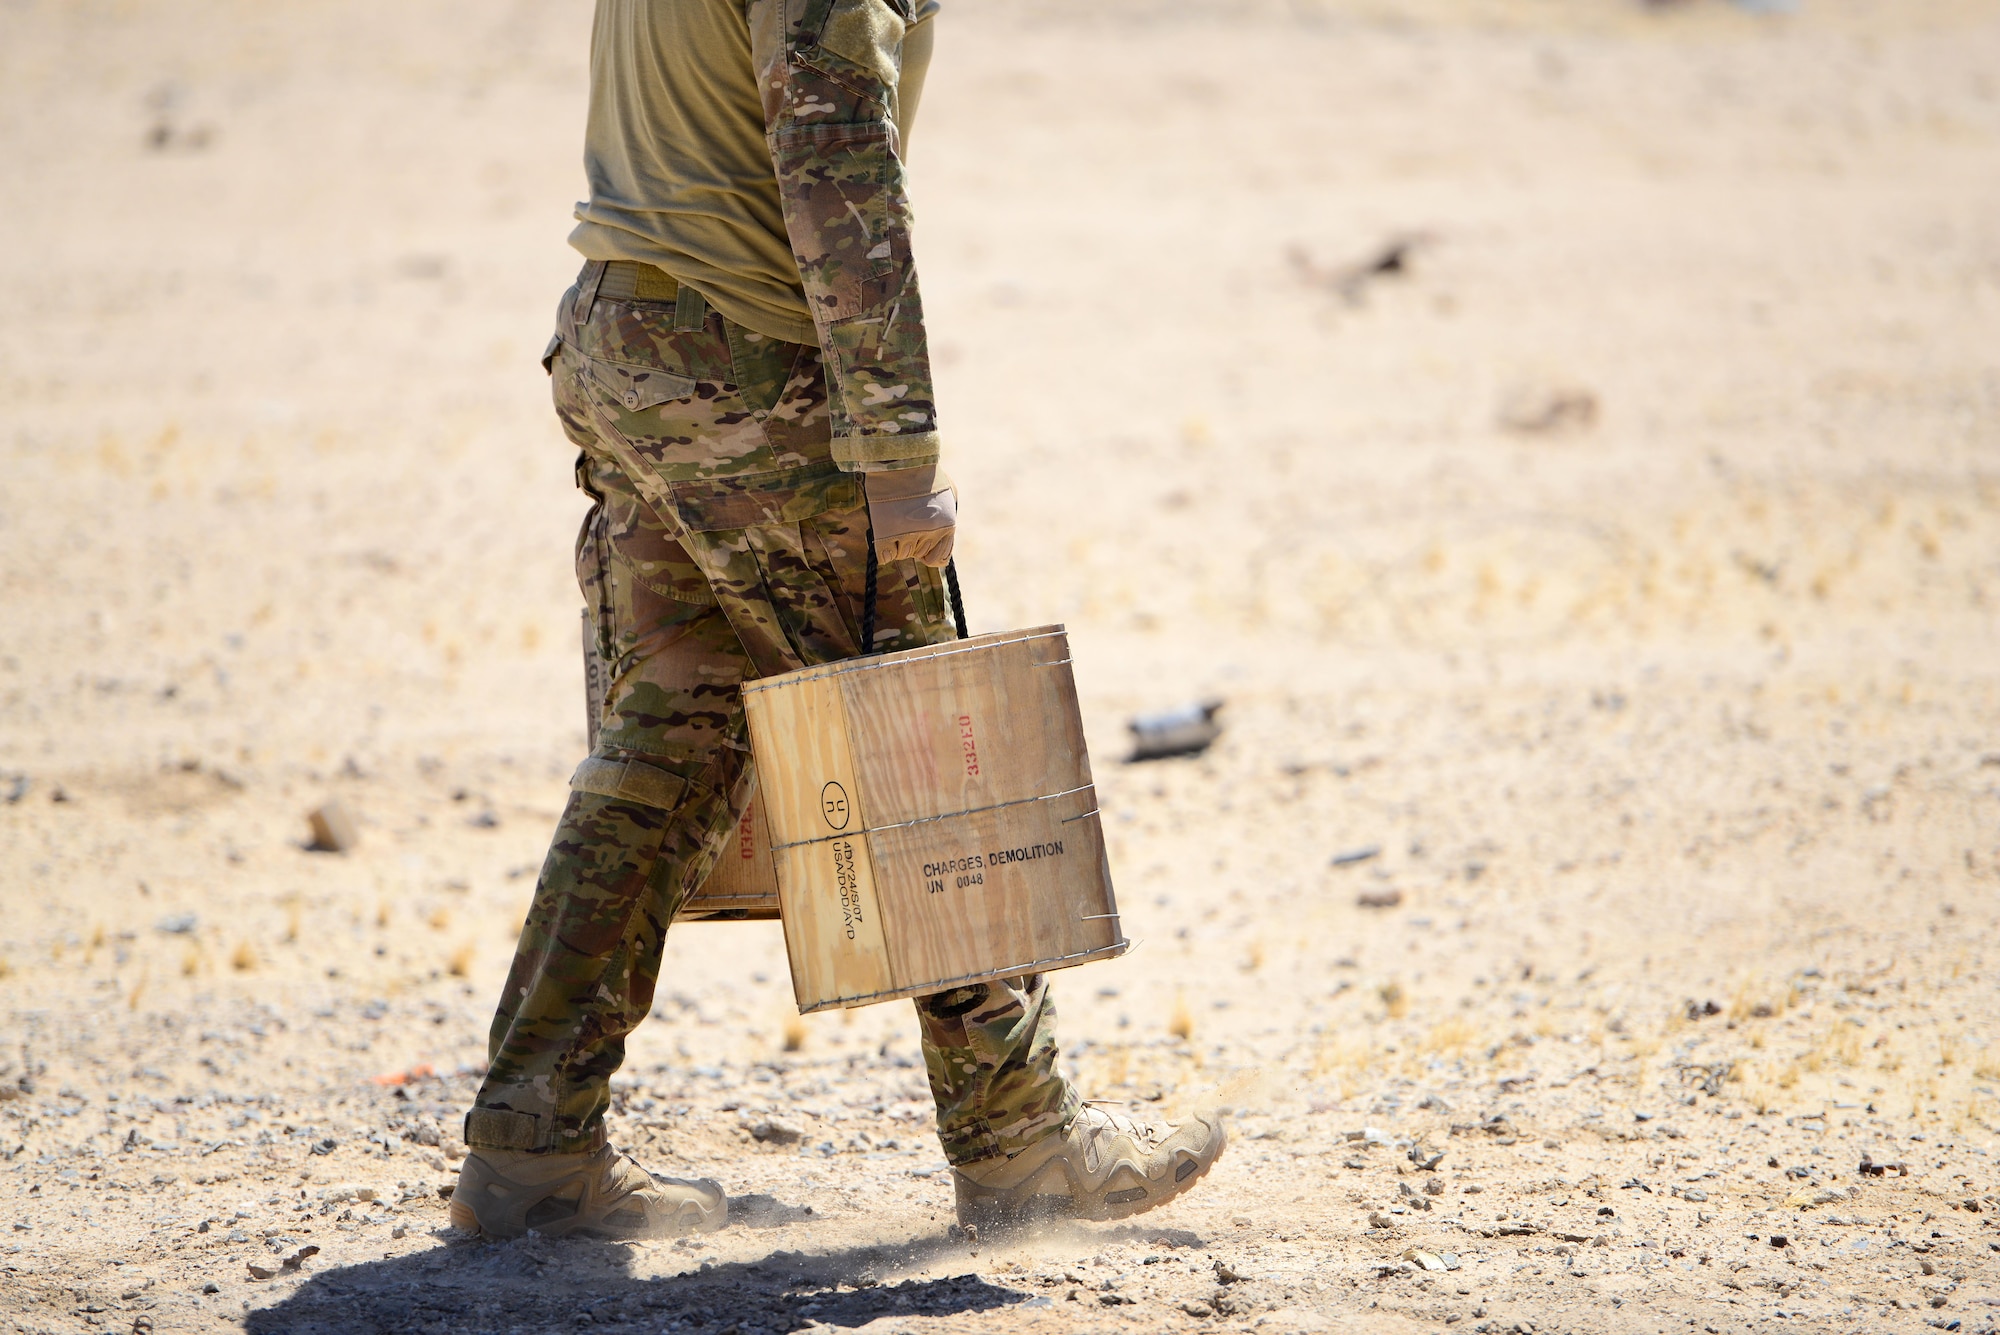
[
  {"left": 580, "top": 354, "right": 700, "bottom": 417},
  {"left": 605, "top": 500, "right": 720, "bottom": 685}
]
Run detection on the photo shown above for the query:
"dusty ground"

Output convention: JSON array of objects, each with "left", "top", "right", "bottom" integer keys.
[{"left": 3, "top": 0, "right": 1999, "bottom": 1331}]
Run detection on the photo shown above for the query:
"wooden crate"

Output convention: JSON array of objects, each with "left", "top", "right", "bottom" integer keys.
[
  {"left": 584, "top": 609, "right": 783, "bottom": 922},
  {"left": 676, "top": 787, "right": 781, "bottom": 921},
  {"left": 742, "top": 626, "right": 1126, "bottom": 1012}
]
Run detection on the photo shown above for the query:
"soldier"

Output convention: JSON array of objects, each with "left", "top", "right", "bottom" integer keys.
[{"left": 450, "top": 0, "right": 1225, "bottom": 1240}]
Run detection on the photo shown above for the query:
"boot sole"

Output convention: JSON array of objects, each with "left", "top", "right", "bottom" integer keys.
[
  {"left": 447, "top": 1193, "right": 726, "bottom": 1242},
  {"left": 447, "top": 1196, "right": 480, "bottom": 1234}
]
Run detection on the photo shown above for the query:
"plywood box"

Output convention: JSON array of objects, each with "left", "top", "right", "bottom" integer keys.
[
  {"left": 677, "top": 787, "right": 782, "bottom": 921},
  {"left": 742, "top": 626, "right": 1127, "bottom": 1012}
]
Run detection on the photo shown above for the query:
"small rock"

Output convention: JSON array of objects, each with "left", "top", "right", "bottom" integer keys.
[
  {"left": 1425, "top": 1177, "right": 1446, "bottom": 1197},
  {"left": 201, "top": 1282, "right": 220, "bottom": 1294},
  {"left": 1356, "top": 888, "right": 1403, "bottom": 909},
  {"left": 748, "top": 1116, "right": 805, "bottom": 1146},
  {"left": 1368, "top": 1210, "right": 1396, "bottom": 1229},
  {"left": 306, "top": 802, "right": 359, "bottom": 854},
  {"left": 1330, "top": 845, "right": 1381, "bottom": 868},
  {"left": 1499, "top": 383, "right": 1599, "bottom": 435},
  {"left": 1214, "top": 1260, "right": 1247, "bottom": 1284},
  {"left": 1767, "top": 1235, "right": 1788, "bottom": 1248},
  {"left": 246, "top": 1263, "right": 277, "bottom": 1280},
  {"left": 280, "top": 1245, "right": 319, "bottom": 1272},
  {"left": 1404, "top": 1248, "right": 1449, "bottom": 1272},
  {"left": 391, "top": 1224, "right": 407, "bottom": 1239}
]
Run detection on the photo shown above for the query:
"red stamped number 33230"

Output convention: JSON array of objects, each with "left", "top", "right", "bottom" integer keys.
[{"left": 957, "top": 714, "right": 980, "bottom": 778}]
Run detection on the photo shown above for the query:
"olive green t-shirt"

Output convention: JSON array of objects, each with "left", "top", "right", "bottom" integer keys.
[{"left": 568, "top": 0, "right": 937, "bottom": 346}]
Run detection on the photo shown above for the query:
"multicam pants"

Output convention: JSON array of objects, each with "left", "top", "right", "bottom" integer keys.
[{"left": 464, "top": 262, "right": 1079, "bottom": 1167}]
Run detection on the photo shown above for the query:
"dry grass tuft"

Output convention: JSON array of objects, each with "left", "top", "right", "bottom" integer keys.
[
  {"left": 1728, "top": 978, "right": 1781, "bottom": 1024},
  {"left": 0, "top": 958, "right": 11, "bottom": 981},
  {"left": 1803, "top": 1024, "right": 1862, "bottom": 1073},
  {"left": 1169, "top": 992, "right": 1194, "bottom": 1042},
  {"left": 1379, "top": 981, "right": 1409, "bottom": 1020},
  {"left": 181, "top": 943, "right": 201, "bottom": 977},
  {"left": 1422, "top": 1018, "right": 1478, "bottom": 1057},
  {"left": 782, "top": 1016, "right": 808, "bottom": 1052},
  {"left": 283, "top": 902, "right": 301, "bottom": 945},
  {"left": 231, "top": 941, "right": 256, "bottom": 972},
  {"left": 447, "top": 943, "right": 474, "bottom": 977},
  {"left": 428, "top": 906, "right": 452, "bottom": 931},
  {"left": 1736, "top": 1068, "right": 1782, "bottom": 1115},
  {"left": 376, "top": 901, "right": 391, "bottom": 929}
]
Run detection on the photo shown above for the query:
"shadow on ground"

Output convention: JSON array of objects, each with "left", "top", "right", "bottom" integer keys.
[{"left": 245, "top": 1206, "right": 1040, "bottom": 1335}]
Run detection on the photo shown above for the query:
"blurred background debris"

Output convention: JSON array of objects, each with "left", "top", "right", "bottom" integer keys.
[
  {"left": 1126, "top": 699, "right": 1225, "bottom": 762},
  {"left": 306, "top": 801, "right": 359, "bottom": 854}
]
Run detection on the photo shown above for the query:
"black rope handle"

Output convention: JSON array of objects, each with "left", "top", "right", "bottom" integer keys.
[
  {"left": 944, "top": 557, "right": 969, "bottom": 640},
  {"left": 860, "top": 548, "right": 968, "bottom": 656},
  {"left": 861, "top": 516, "right": 880, "bottom": 656}
]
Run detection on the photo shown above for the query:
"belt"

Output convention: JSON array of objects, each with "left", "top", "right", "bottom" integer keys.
[
  {"left": 587, "top": 259, "right": 709, "bottom": 332},
  {"left": 597, "top": 259, "right": 681, "bottom": 302}
]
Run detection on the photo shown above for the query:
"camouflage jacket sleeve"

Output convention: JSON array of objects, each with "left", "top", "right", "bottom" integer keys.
[{"left": 752, "top": 0, "right": 940, "bottom": 473}]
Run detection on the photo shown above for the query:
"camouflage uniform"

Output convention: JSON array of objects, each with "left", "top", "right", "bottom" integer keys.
[{"left": 465, "top": 0, "right": 1079, "bottom": 1167}]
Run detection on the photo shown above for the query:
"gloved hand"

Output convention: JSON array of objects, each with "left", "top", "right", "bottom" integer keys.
[{"left": 863, "top": 464, "right": 957, "bottom": 568}]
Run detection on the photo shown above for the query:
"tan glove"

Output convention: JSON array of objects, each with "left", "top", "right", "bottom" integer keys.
[{"left": 863, "top": 464, "right": 957, "bottom": 568}]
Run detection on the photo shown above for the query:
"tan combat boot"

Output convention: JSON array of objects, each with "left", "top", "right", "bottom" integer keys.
[
  {"left": 953, "top": 1104, "right": 1226, "bottom": 1229},
  {"left": 448, "top": 1143, "right": 727, "bottom": 1241}
]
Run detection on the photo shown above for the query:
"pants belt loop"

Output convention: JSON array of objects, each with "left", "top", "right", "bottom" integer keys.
[
  {"left": 672, "top": 283, "right": 708, "bottom": 333},
  {"left": 572, "top": 259, "right": 608, "bottom": 328}
]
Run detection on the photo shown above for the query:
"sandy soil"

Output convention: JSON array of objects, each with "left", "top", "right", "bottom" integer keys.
[{"left": 3, "top": 1, "right": 1998, "bottom": 1332}]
